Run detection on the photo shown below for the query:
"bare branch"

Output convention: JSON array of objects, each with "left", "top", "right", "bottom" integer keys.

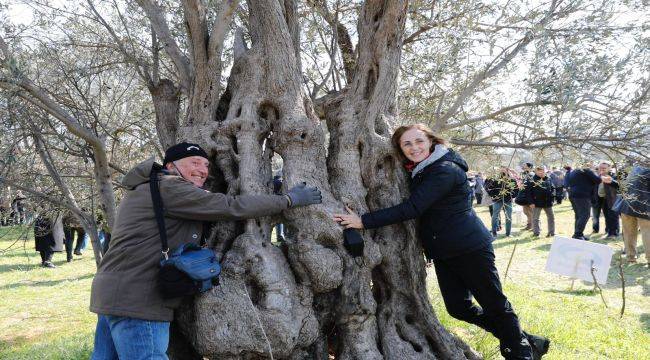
[
  {"left": 436, "top": 0, "right": 562, "bottom": 129},
  {"left": 136, "top": 0, "right": 192, "bottom": 90},
  {"left": 446, "top": 100, "right": 561, "bottom": 130}
]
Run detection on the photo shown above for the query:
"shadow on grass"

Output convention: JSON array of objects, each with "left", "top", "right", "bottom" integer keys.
[
  {"left": 641, "top": 313, "right": 650, "bottom": 333},
  {"left": 0, "top": 262, "right": 43, "bottom": 273},
  {"left": 600, "top": 251, "right": 650, "bottom": 293},
  {"left": 0, "top": 273, "right": 94, "bottom": 290},
  {"left": 0, "top": 331, "right": 93, "bottom": 360},
  {"left": 0, "top": 250, "right": 39, "bottom": 258},
  {"left": 492, "top": 235, "right": 540, "bottom": 249},
  {"left": 546, "top": 288, "right": 598, "bottom": 296}
]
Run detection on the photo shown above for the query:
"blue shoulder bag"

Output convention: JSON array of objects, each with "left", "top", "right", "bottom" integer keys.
[{"left": 149, "top": 165, "right": 221, "bottom": 299}]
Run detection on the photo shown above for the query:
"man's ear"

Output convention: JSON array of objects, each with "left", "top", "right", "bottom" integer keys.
[{"left": 164, "top": 162, "right": 175, "bottom": 171}]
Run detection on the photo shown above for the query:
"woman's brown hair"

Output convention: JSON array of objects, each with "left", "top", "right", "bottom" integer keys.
[{"left": 391, "top": 123, "right": 447, "bottom": 162}]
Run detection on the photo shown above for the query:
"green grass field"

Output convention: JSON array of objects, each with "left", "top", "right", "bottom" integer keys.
[{"left": 0, "top": 203, "right": 648, "bottom": 359}]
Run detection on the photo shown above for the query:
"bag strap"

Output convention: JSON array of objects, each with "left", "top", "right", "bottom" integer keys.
[{"left": 149, "top": 164, "right": 169, "bottom": 260}]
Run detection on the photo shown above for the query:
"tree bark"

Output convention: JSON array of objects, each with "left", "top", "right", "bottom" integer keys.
[{"left": 151, "top": 0, "right": 480, "bottom": 358}]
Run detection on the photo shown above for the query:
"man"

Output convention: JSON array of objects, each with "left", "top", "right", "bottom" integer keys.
[
  {"left": 485, "top": 168, "right": 517, "bottom": 237},
  {"left": 566, "top": 161, "right": 601, "bottom": 240},
  {"left": 90, "top": 143, "right": 321, "bottom": 359},
  {"left": 549, "top": 167, "right": 565, "bottom": 204},
  {"left": 63, "top": 211, "right": 87, "bottom": 261},
  {"left": 527, "top": 166, "right": 555, "bottom": 237},
  {"left": 474, "top": 172, "right": 485, "bottom": 205},
  {"left": 12, "top": 190, "right": 27, "bottom": 224},
  {"left": 272, "top": 171, "right": 286, "bottom": 242},
  {"left": 592, "top": 162, "right": 619, "bottom": 238},
  {"left": 616, "top": 165, "right": 649, "bottom": 264},
  {"left": 520, "top": 163, "right": 535, "bottom": 231}
]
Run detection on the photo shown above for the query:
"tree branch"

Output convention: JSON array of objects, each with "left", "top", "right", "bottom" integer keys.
[
  {"left": 446, "top": 100, "right": 561, "bottom": 130},
  {"left": 436, "top": 0, "right": 561, "bottom": 129},
  {"left": 136, "top": 0, "right": 192, "bottom": 90}
]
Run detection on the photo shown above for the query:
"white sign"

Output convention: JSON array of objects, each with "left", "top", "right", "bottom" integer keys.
[{"left": 545, "top": 236, "right": 614, "bottom": 285}]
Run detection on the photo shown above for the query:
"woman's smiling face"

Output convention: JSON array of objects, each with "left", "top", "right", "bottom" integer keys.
[{"left": 399, "top": 128, "right": 432, "bottom": 163}]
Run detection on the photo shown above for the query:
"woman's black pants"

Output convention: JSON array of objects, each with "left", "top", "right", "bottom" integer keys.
[
  {"left": 39, "top": 250, "right": 53, "bottom": 263},
  {"left": 434, "top": 244, "right": 532, "bottom": 359}
]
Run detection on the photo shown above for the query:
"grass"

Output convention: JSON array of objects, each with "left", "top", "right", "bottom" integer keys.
[
  {"left": 0, "top": 202, "right": 648, "bottom": 359},
  {"left": 0, "top": 226, "right": 95, "bottom": 360},
  {"left": 428, "top": 203, "right": 650, "bottom": 359}
]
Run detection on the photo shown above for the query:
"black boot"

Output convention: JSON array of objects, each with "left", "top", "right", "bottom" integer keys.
[{"left": 524, "top": 332, "right": 550, "bottom": 360}]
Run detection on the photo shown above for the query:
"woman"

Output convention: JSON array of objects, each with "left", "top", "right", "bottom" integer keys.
[
  {"left": 485, "top": 167, "right": 518, "bottom": 237},
  {"left": 333, "top": 124, "right": 549, "bottom": 360},
  {"left": 34, "top": 211, "right": 64, "bottom": 268}
]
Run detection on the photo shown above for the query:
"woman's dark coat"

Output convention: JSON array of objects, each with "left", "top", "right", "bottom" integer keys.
[
  {"left": 526, "top": 175, "right": 555, "bottom": 208},
  {"left": 34, "top": 215, "right": 64, "bottom": 253},
  {"left": 361, "top": 149, "right": 493, "bottom": 260}
]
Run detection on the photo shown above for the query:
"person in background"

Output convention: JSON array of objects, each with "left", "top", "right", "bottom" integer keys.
[
  {"left": 563, "top": 165, "right": 572, "bottom": 199},
  {"left": 474, "top": 172, "right": 485, "bottom": 205},
  {"left": 34, "top": 210, "right": 64, "bottom": 268},
  {"left": 485, "top": 167, "right": 518, "bottom": 237},
  {"left": 272, "top": 171, "right": 286, "bottom": 242},
  {"left": 549, "top": 167, "right": 565, "bottom": 204},
  {"left": 0, "top": 194, "right": 10, "bottom": 226},
  {"left": 615, "top": 165, "right": 649, "bottom": 264},
  {"left": 566, "top": 161, "right": 601, "bottom": 240},
  {"left": 591, "top": 161, "right": 620, "bottom": 238},
  {"left": 63, "top": 212, "right": 87, "bottom": 262},
  {"left": 96, "top": 212, "right": 112, "bottom": 254},
  {"left": 12, "top": 190, "right": 28, "bottom": 225},
  {"left": 527, "top": 166, "right": 555, "bottom": 237},
  {"left": 468, "top": 172, "right": 477, "bottom": 202},
  {"left": 520, "top": 163, "right": 535, "bottom": 231}
]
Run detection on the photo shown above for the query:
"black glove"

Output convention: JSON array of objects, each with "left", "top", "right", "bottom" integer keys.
[
  {"left": 343, "top": 229, "right": 364, "bottom": 258},
  {"left": 287, "top": 183, "right": 322, "bottom": 207}
]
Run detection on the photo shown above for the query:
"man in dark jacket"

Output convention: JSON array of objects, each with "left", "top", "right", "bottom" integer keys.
[
  {"left": 616, "top": 165, "right": 650, "bottom": 264},
  {"left": 474, "top": 172, "right": 485, "bottom": 205},
  {"left": 485, "top": 169, "right": 517, "bottom": 237},
  {"left": 549, "top": 167, "right": 565, "bottom": 204},
  {"left": 527, "top": 167, "right": 555, "bottom": 237},
  {"left": 520, "top": 163, "right": 535, "bottom": 230},
  {"left": 566, "top": 162, "right": 601, "bottom": 240},
  {"left": 12, "top": 190, "right": 28, "bottom": 224},
  {"left": 90, "top": 143, "right": 322, "bottom": 359},
  {"left": 591, "top": 162, "right": 619, "bottom": 237}
]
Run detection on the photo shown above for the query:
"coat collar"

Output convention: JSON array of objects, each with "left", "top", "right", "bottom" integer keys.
[{"left": 411, "top": 144, "right": 449, "bottom": 178}]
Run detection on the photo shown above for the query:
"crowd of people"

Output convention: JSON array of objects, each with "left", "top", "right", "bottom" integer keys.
[{"left": 467, "top": 160, "right": 649, "bottom": 264}]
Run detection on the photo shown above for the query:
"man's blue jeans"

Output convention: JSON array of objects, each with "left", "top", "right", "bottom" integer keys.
[
  {"left": 91, "top": 314, "right": 169, "bottom": 360},
  {"left": 491, "top": 201, "right": 513, "bottom": 235}
]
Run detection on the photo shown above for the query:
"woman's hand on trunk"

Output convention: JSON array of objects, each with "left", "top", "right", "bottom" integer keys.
[{"left": 333, "top": 206, "right": 364, "bottom": 229}]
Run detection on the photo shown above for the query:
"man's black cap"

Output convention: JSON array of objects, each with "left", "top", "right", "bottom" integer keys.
[{"left": 163, "top": 142, "right": 209, "bottom": 165}]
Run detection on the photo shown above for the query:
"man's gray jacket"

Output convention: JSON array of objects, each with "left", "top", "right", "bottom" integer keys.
[{"left": 90, "top": 158, "right": 288, "bottom": 321}]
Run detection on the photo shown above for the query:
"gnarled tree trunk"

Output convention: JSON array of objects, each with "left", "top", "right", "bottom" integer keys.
[{"left": 150, "top": 0, "right": 481, "bottom": 358}]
